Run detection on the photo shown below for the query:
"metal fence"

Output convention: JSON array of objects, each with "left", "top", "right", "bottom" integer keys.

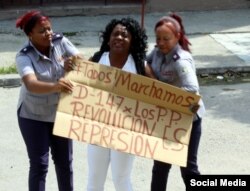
[{"left": 0, "top": 0, "right": 141, "bottom": 8}]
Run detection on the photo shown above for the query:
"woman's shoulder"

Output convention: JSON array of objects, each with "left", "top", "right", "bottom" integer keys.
[
  {"left": 150, "top": 46, "right": 161, "bottom": 55},
  {"left": 52, "top": 33, "right": 64, "bottom": 42},
  {"left": 175, "top": 46, "right": 192, "bottom": 60},
  {"left": 173, "top": 46, "right": 194, "bottom": 68},
  {"left": 52, "top": 33, "right": 72, "bottom": 45},
  {"left": 173, "top": 48, "right": 193, "bottom": 62},
  {"left": 147, "top": 47, "right": 163, "bottom": 59},
  {"left": 16, "top": 43, "right": 35, "bottom": 59}
]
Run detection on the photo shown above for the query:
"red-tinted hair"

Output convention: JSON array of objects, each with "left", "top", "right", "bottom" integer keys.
[
  {"left": 155, "top": 12, "right": 191, "bottom": 52},
  {"left": 16, "top": 10, "right": 49, "bottom": 35}
]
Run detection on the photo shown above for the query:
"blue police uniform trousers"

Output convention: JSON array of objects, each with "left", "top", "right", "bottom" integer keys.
[
  {"left": 17, "top": 111, "right": 73, "bottom": 191},
  {"left": 151, "top": 116, "right": 202, "bottom": 191}
]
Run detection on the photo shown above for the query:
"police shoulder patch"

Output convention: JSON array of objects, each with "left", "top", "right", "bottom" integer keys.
[
  {"left": 52, "top": 33, "right": 63, "bottom": 41},
  {"left": 172, "top": 53, "right": 180, "bottom": 62},
  {"left": 20, "top": 46, "right": 33, "bottom": 54}
]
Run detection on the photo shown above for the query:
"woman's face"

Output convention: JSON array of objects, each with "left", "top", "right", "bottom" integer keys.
[
  {"left": 109, "top": 24, "right": 132, "bottom": 55},
  {"left": 155, "top": 23, "right": 180, "bottom": 54},
  {"left": 28, "top": 19, "right": 53, "bottom": 49}
]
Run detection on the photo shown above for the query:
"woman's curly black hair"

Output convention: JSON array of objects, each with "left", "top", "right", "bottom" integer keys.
[{"left": 98, "top": 17, "right": 148, "bottom": 75}]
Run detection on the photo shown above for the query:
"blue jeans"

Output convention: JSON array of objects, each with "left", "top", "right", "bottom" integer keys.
[
  {"left": 151, "top": 117, "right": 202, "bottom": 191},
  {"left": 18, "top": 112, "right": 73, "bottom": 191}
]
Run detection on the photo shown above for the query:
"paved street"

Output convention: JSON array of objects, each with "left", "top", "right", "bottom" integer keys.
[{"left": 1, "top": 82, "right": 250, "bottom": 191}]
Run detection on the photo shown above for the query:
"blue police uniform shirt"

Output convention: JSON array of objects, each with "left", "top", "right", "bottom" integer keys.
[
  {"left": 16, "top": 33, "right": 80, "bottom": 122},
  {"left": 147, "top": 44, "right": 205, "bottom": 118}
]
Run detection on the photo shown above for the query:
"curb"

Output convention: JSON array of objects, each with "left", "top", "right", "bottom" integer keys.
[
  {"left": 1, "top": 65, "right": 250, "bottom": 88},
  {"left": 0, "top": 5, "right": 142, "bottom": 21},
  {"left": 0, "top": 74, "right": 21, "bottom": 88},
  {"left": 197, "top": 66, "right": 250, "bottom": 75}
]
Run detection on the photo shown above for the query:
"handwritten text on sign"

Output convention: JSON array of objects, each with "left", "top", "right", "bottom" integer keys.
[{"left": 53, "top": 59, "right": 200, "bottom": 166}]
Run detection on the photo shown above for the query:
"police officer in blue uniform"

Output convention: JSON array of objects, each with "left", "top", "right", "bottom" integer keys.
[
  {"left": 145, "top": 13, "right": 205, "bottom": 191},
  {"left": 15, "top": 10, "right": 80, "bottom": 191}
]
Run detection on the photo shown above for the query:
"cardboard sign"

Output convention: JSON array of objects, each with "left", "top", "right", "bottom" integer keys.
[{"left": 53, "top": 58, "right": 200, "bottom": 166}]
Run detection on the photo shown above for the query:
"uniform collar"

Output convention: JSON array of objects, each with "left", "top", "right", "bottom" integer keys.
[
  {"left": 162, "top": 44, "right": 180, "bottom": 62},
  {"left": 165, "top": 44, "right": 179, "bottom": 57},
  {"left": 28, "top": 41, "right": 53, "bottom": 62}
]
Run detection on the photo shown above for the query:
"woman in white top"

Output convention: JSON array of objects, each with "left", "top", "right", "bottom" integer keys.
[{"left": 88, "top": 17, "right": 148, "bottom": 191}]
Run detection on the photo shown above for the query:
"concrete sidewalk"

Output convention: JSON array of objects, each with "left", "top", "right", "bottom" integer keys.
[{"left": 0, "top": 8, "right": 250, "bottom": 87}]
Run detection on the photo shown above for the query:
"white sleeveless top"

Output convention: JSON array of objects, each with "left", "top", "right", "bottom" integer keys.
[{"left": 99, "top": 52, "right": 137, "bottom": 74}]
